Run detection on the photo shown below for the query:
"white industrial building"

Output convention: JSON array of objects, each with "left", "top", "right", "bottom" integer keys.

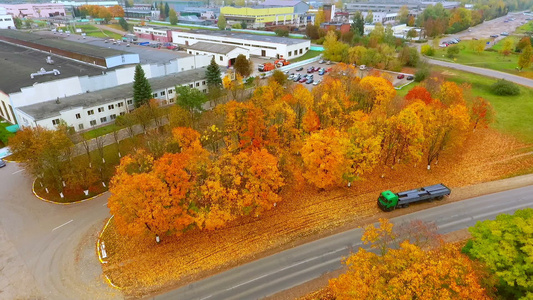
[
  {"left": 171, "top": 29, "right": 311, "bottom": 59},
  {"left": 0, "top": 39, "right": 212, "bottom": 131},
  {"left": 184, "top": 42, "right": 250, "bottom": 67},
  {"left": 16, "top": 68, "right": 209, "bottom": 131}
]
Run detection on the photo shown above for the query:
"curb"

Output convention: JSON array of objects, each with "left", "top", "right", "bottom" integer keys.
[
  {"left": 96, "top": 215, "right": 122, "bottom": 290},
  {"left": 3, "top": 158, "right": 20, "bottom": 163},
  {"left": 32, "top": 179, "right": 108, "bottom": 205}
]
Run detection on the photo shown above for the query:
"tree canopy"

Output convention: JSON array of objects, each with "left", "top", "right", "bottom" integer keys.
[{"left": 133, "top": 64, "right": 152, "bottom": 108}]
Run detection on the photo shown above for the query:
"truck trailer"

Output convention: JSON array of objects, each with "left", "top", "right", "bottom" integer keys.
[{"left": 377, "top": 183, "right": 451, "bottom": 211}]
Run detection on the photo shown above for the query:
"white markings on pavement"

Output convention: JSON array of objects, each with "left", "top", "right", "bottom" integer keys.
[
  {"left": 226, "top": 245, "right": 352, "bottom": 291},
  {"left": 103, "top": 202, "right": 108, "bottom": 206},
  {"left": 12, "top": 169, "right": 24, "bottom": 175},
  {"left": 52, "top": 219, "right": 73, "bottom": 231}
]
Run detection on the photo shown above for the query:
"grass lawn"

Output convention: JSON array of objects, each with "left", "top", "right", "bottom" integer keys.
[
  {"left": 515, "top": 20, "right": 533, "bottom": 34},
  {"left": 290, "top": 50, "right": 322, "bottom": 62},
  {"left": 74, "top": 24, "right": 123, "bottom": 40},
  {"left": 81, "top": 123, "right": 124, "bottom": 139},
  {"left": 433, "top": 66, "right": 533, "bottom": 143},
  {"left": 105, "top": 23, "right": 128, "bottom": 32}
]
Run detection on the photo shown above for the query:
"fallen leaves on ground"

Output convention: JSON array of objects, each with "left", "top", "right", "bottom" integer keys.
[{"left": 101, "top": 128, "right": 533, "bottom": 298}]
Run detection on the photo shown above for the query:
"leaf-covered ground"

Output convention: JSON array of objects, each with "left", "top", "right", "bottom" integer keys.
[{"left": 101, "top": 128, "right": 533, "bottom": 298}]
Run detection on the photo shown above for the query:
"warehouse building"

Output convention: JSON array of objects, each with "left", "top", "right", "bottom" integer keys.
[
  {"left": 16, "top": 67, "right": 209, "bottom": 131},
  {"left": 172, "top": 29, "right": 310, "bottom": 59},
  {"left": 184, "top": 42, "right": 250, "bottom": 67},
  {"left": 0, "top": 29, "right": 139, "bottom": 68},
  {"left": 220, "top": 0, "right": 309, "bottom": 28}
]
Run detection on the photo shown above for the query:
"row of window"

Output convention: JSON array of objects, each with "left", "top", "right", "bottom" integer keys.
[
  {"left": 84, "top": 102, "right": 124, "bottom": 117},
  {"left": 287, "top": 48, "right": 307, "bottom": 57},
  {"left": 1, "top": 18, "right": 13, "bottom": 22}
]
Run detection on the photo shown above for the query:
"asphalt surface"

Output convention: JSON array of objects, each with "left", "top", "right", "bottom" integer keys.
[
  {"left": 426, "top": 58, "right": 533, "bottom": 88},
  {"left": 0, "top": 162, "right": 121, "bottom": 300},
  {"left": 154, "top": 185, "right": 533, "bottom": 300}
]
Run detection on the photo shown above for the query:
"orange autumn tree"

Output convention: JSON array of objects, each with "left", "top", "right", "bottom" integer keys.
[
  {"left": 405, "top": 86, "right": 433, "bottom": 105},
  {"left": 470, "top": 96, "right": 495, "bottom": 131},
  {"left": 221, "top": 100, "right": 268, "bottom": 152},
  {"left": 330, "top": 219, "right": 493, "bottom": 300},
  {"left": 301, "top": 127, "right": 347, "bottom": 189},
  {"left": 108, "top": 150, "right": 196, "bottom": 237}
]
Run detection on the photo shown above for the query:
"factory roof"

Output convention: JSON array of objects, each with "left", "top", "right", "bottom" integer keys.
[
  {"left": 184, "top": 29, "right": 309, "bottom": 45},
  {"left": 185, "top": 41, "right": 242, "bottom": 54}
]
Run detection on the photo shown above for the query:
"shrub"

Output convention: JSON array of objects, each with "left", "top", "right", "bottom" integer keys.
[
  {"left": 490, "top": 79, "right": 520, "bottom": 96},
  {"left": 421, "top": 44, "right": 435, "bottom": 56},
  {"left": 414, "top": 64, "right": 430, "bottom": 82},
  {"left": 446, "top": 45, "right": 460, "bottom": 58}
]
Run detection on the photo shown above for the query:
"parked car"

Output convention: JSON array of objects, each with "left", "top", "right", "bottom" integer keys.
[
  {"left": 306, "top": 78, "right": 314, "bottom": 84},
  {"left": 439, "top": 43, "right": 448, "bottom": 48},
  {"left": 296, "top": 67, "right": 303, "bottom": 71},
  {"left": 326, "top": 60, "right": 332, "bottom": 65},
  {"left": 319, "top": 59, "right": 326, "bottom": 64},
  {"left": 318, "top": 69, "right": 326, "bottom": 75},
  {"left": 0, "top": 159, "right": 5, "bottom": 168},
  {"left": 407, "top": 75, "right": 414, "bottom": 80},
  {"left": 299, "top": 77, "right": 308, "bottom": 83},
  {"left": 397, "top": 74, "right": 405, "bottom": 79},
  {"left": 490, "top": 34, "right": 499, "bottom": 38},
  {"left": 501, "top": 32, "right": 509, "bottom": 36},
  {"left": 359, "top": 65, "right": 366, "bottom": 70},
  {"left": 307, "top": 67, "right": 314, "bottom": 73},
  {"left": 293, "top": 74, "right": 301, "bottom": 82},
  {"left": 313, "top": 79, "right": 322, "bottom": 86}
]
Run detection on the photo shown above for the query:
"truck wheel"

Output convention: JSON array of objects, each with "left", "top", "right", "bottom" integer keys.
[{"left": 437, "top": 196, "right": 444, "bottom": 200}]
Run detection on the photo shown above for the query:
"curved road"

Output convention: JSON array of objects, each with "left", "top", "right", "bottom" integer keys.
[
  {"left": 154, "top": 184, "right": 533, "bottom": 300},
  {"left": 0, "top": 162, "right": 121, "bottom": 299},
  {"left": 426, "top": 58, "right": 533, "bottom": 88}
]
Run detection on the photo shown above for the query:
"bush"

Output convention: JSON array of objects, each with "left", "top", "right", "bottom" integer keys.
[
  {"left": 490, "top": 79, "right": 520, "bottom": 96},
  {"left": 421, "top": 44, "right": 435, "bottom": 56},
  {"left": 414, "top": 64, "right": 430, "bottom": 82},
  {"left": 446, "top": 45, "right": 460, "bottom": 58}
]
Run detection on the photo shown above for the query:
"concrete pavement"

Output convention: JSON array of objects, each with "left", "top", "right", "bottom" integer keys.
[
  {"left": 0, "top": 162, "right": 121, "bottom": 299},
  {"left": 426, "top": 57, "right": 533, "bottom": 88}
]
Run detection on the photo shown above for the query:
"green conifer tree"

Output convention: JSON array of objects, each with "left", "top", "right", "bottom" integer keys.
[
  {"left": 206, "top": 56, "right": 222, "bottom": 87},
  {"left": 133, "top": 64, "right": 152, "bottom": 108}
]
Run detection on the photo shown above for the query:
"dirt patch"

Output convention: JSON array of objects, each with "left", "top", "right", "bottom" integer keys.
[{"left": 100, "top": 128, "right": 533, "bottom": 298}]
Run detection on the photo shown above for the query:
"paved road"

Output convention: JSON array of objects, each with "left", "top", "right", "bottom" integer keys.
[
  {"left": 154, "top": 185, "right": 533, "bottom": 300},
  {"left": 426, "top": 58, "right": 533, "bottom": 88},
  {"left": 0, "top": 162, "right": 121, "bottom": 300}
]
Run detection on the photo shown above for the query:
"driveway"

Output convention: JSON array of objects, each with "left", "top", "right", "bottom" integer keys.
[{"left": 0, "top": 162, "right": 121, "bottom": 299}]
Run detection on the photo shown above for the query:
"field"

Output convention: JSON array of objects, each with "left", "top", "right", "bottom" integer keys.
[
  {"left": 290, "top": 50, "right": 322, "bottom": 62},
  {"left": 74, "top": 24, "right": 122, "bottom": 40},
  {"left": 100, "top": 67, "right": 533, "bottom": 297}
]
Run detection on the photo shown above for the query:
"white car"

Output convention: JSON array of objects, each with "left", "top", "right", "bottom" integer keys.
[
  {"left": 313, "top": 80, "right": 321, "bottom": 86},
  {"left": 359, "top": 65, "right": 366, "bottom": 70}
]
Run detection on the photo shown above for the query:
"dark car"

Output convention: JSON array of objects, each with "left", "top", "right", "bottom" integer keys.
[
  {"left": 0, "top": 159, "right": 6, "bottom": 168},
  {"left": 293, "top": 74, "right": 301, "bottom": 82},
  {"left": 307, "top": 67, "right": 315, "bottom": 73},
  {"left": 306, "top": 78, "right": 314, "bottom": 84},
  {"left": 407, "top": 75, "right": 414, "bottom": 80},
  {"left": 397, "top": 74, "right": 405, "bottom": 79},
  {"left": 296, "top": 67, "right": 304, "bottom": 71},
  {"left": 490, "top": 34, "right": 499, "bottom": 38}
]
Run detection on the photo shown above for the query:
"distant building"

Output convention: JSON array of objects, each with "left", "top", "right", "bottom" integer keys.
[
  {"left": 0, "top": 7, "right": 14, "bottom": 29},
  {"left": 320, "top": 22, "right": 351, "bottom": 34},
  {"left": 0, "top": 3, "right": 66, "bottom": 18},
  {"left": 178, "top": 15, "right": 214, "bottom": 26},
  {"left": 344, "top": 1, "right": 460, "bottom": 13},
  {"left": 361, "top": 11, "right": 398, "bottom": 24},
  {"left": 184, "top": 42, "right": 250, "bottom": 67},
  {"left": 171, "top": 29, "right": 311, "bottom": 59},
  {"left": 133, "top": 26, "right": 173, "bottom": 43},
  {"left": 220, "top": 0, "right": 309, "bottom": 29},
  {"left": 124, "top": 4, "right": 153, "bottom": 19}
]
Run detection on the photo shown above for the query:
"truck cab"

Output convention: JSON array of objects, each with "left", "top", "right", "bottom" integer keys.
[{"left": 377, "top": 190, "right": 398, "bottom": 211}]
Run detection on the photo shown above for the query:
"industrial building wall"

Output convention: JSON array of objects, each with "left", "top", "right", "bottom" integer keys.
[
  {"left": 220, "top": 6, "right": 294, "bottom": 23},
  {"left": 0, "top": 15, "right": 14, "bottom": 29},
  {"left": 105, "top": 54, "right": 141, "bottom": 68}
]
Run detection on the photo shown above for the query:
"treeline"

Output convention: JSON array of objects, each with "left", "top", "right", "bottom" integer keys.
[
  {"left": 75, "top": 5, "right": 125, "bottom": 21},
  {"left": 107, "top": 64, "right": 494, "bottom": 239}
]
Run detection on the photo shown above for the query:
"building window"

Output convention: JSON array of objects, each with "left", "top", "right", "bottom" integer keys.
[
  {"left": 288, "top": 51, "right": 292, "bottom": 56},
  {"left": 169, "top": 89, "right": 173, "bottom": 94},
  {"left": 170, "top": 98, "right": 174, "bottom": 103},
  {"left": 75, "top": 113, "right": 81, "bottom": 119},
  {"left": 90, "top": 120, "right": 97, "bottom": 126},
  {"left": 219, "top": 55, "right": 223, "bottom": 61},
  {"left": 153, "top": 93, "right": 157, "bottom": 98},
  {"left": 52, "top": 119, "right": 60, "bottom": 125},
  {"left": 127, "top": 100, "right": 133, "bottom": 105},
  {"left": 98, "top": 107, "right": 104, "bottom": 113},
  {"left": 189, "top": 51, "right": 192, "bottom": 54},
  {"left": 110, "top": 114, "right": 117, "bottom": 120},
  {"left": 202, "top": 81, "right": 206, "bottom": 85},
  {"left": 196, "top": 82, "right": 200, "bottom": 87},
  {"left": 100, "top": 117, "right": 107, "bottom": 123},
  {"left": 189, "top": 84, "right": 193, "bottom": 88},
  {"left": 78, "top": 124, "right": 84, "bottom": 130},
  {"left": 120, "top": 112, "right": 125, "bottom": 116},
  {"left": 161, "top": 91, "right": 165, "bottom": 96},
  {"left": 117, "top": 102, "right": 124, "bottom": 107},
  {"left": 87, "top": 110, "right": 94, "bottom": 115},
  {"left": 108, "top": 104, "right": 114, "bottom": 110},
  {"left": 203, "top": 89, "right": 207, "bottom": 93},
  {"left": 300, "top": 49, "right": 303, "bottom": 54},
  {"left": 306, "top": 47, "right": 309, "bottom": 51}
]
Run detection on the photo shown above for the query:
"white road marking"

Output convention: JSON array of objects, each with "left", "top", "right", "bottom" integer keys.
[
  {"left": 52, "top": 219, "right": 73, "bottom": 231},
  {"left": 12, "top": 169, "right": 24, "bottom": 175},
  {"left": 103, "top": 202, "right": 108, "bottom": 206}
]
